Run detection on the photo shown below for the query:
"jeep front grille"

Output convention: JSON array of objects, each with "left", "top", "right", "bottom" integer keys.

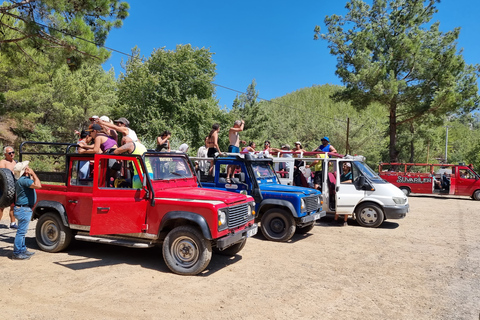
[
  {"left": 228, "top": 203, "right": 250, "bottom": 229},
  {"left": 304, "top": 195, "right": 320, "bottom": 213}
]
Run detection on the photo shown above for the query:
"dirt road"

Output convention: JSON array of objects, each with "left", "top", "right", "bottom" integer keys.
[{"left": 1, "top": 195, "right": 479, "bottom": 319}]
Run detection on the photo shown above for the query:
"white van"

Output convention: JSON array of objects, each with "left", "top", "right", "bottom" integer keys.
[{"left": 272, "top": 155, "right": 409, "bottom": 227}]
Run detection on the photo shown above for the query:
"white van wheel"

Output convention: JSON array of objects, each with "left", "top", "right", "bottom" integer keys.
[{"left": 355, "top": 203, "right": 384, "bottom": 228}]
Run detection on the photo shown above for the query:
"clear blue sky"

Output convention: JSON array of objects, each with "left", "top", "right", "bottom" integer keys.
[{"left": 102, "top": 0, "right": 480, "bottom": 108}]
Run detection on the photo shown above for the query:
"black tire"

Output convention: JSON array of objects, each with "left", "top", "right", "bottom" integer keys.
[
  {"left": 399, "top": 187, "right": 410, "bottom": 196},
  {"left": 295, "top": 222, "right": 315, "bottom": 234},
  {"left": 473, "top": 190, "right": 480, "bottom": 200},
  {"left": 36, "top": 212, "right": 72, "bottom": 252},
  {"left": 355, "top": 203, "right": 384, "bottom": 228},
  {"left": 213, "top": 239, "right": 247, "bottom": 256},
  {"left": 162, "top": 226, "right": 212, "bottom": 275},
  {"left": 0, "top": 168, "right": 15, "bottom": 207},
  {"left": 260, "top": 208, "right": 296, "bottom": 242}
]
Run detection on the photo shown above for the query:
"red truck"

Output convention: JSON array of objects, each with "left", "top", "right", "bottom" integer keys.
[
  {"left": 379, "top": 162, "right": 480, "bottom": 200},
  {"left": 20, "top": 142, "right": 257, "bottom": 275}
]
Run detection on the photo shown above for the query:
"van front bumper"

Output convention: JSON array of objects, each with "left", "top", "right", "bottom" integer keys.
[{"left": 384, "top": 204, "right": 409, "bottom": 220}]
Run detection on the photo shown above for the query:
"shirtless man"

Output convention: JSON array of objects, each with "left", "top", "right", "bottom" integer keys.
[
  {"left": 226, "top": 120, "right": 246, "bottom": 182},
  {"left": 0, "top": 146, "right": 17, "bottom": 228}
]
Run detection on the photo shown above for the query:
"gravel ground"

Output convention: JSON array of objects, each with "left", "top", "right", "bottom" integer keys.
[{"left": 0, "top": 195, "right": 479, "bottom": 320}]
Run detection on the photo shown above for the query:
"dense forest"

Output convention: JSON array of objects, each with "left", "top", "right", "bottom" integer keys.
[{"left": 1, "top": 0, "right": 479, "bottom": 171}]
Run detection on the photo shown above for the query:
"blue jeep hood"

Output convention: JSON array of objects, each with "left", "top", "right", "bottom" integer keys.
[{"left": 259, "top": 183, "right": 321, "bottom": 195}]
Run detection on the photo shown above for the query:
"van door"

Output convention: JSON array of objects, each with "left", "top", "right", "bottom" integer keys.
[
  {"left": 335, "top": 161, "right": 365, "bottom": 215},
  {"left": 90, "top": 154, "right": 149, "bottom": 235}
]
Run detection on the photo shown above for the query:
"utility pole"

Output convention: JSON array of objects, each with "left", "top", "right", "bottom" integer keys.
[
  {"left": 345, "top": 117, "right": 350, "bottom": 155},
  {"left": 444, "top": 126, "right": 450, "bottom": 164}
]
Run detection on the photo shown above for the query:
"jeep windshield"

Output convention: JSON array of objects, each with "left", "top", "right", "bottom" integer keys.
[
  {"left": 146, "top": 155, "right": 193, "bottom": 180},
  {"left": 251, "top": 162, "right": 277, "bottom": 183}
]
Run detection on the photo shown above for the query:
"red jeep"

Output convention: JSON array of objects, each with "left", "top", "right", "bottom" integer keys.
[{"left": 20, "top": 142, "right": 257, "bottom": 275}]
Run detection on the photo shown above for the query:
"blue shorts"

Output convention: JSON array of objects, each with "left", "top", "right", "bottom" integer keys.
[{"left": 228, "top": 145, "right": 240, "bottom": 153}]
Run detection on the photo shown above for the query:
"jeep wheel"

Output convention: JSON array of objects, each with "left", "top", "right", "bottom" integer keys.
[
  {"left": 214, "top": 239, "right": 247, "bottom": 256},
  {"left": 163, "top": 226, "right": 212, "bottom": 275},
  {"left": 260, "top": 208, "right": 295, "bottom": 242},
  {"left": 355, "top": 203, "right": 384, "bottom": 228},
  {"left": 0, "top": 168, "right": 15, "bottom": 207},
  {"left": 295, "top": 222, "right": 315, "bottom": 234},
  {"left": 36, "top": 212, "right": 72, "bottom": 252}
]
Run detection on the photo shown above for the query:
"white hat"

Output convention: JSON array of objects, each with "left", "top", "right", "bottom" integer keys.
[
  {"left": 100, "top": 115, "right": 110, "bottom": 122},
  {"left": 89, "top": 115, "right": 99, "bottom": 121},
  {"left": 178, "top": 143, "right": 189, "bottom": 153},
  {"left": 295, "top": 141, "right": 302, "bottom": 146},
  {"left": 14, "top": 161, "right": 29, "bottom": 179}
]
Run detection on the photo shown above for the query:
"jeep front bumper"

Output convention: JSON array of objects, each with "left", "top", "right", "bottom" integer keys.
[
  {"left": 298, "top": 209, "right": 326, "bottom": 226},
  {"left": 216, "top": 223, "right": 258, "bottom": 250}
]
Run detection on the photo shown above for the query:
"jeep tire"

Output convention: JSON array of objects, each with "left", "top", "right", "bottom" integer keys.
[
  {"left": 260, "top": 208, "right": 296, "bottom": 242},
  {"left": 163, "top": 225, "right": 212, "bottom": 276},
  {"left": 0, "top": 168, "right": 15, "bottom": 208},
  {"left": 36, "top": 212, "right": 73, "bottom": 252}
]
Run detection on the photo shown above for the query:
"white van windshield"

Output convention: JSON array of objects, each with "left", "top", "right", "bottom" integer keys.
[{"left": 353, "top": 161, "right": 384, "bottom": 182}]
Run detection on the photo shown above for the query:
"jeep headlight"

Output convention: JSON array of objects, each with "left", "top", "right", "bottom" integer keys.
[
  {"left": 249, "top": 202, "right": 256, "bottom": 218},
  {"left": 392, "top": 197, "right": 406, "bottom": 205},
  {"left": 301, "top": 198, "right": 306, "bottom": 211},
  {"left": 218, "top": 209, "right": 227, "bottom": 231}
]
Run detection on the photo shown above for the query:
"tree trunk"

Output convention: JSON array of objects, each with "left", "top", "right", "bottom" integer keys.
[{"left": 389, "top": 102, "right": 399, "bottom": 163}]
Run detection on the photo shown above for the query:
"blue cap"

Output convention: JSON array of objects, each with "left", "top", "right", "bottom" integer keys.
[{"left": 321, "top": 137, "right": 329, "bottom": 142}]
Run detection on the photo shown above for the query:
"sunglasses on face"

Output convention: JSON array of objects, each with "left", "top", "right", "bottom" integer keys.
[{"left": 7, "top": 151, "right": 15, "bottom": 155}]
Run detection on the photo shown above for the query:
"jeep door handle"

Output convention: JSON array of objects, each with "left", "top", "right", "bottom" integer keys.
[
  {"left": 68, "top": 200, "right": 78, "bottom": 204},
  {"left": 97, "top": 207, "right": 110, "bottom": 212}
]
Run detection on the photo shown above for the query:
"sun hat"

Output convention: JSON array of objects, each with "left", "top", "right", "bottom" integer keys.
[
  {"left": 295, "top": 141, "right": 302, "bottom": 146},
  {"left": 89, "top": 115, "right": 99, "bottom": 121},
  {"left": 281, "top": 144, "right": 291, "bottom": 149},
  {"left": 100, "top": 115, "right": 110, "bottom": 122},
  {"left": 114, "top": 117, "right": 130, "bottom": 126},
  {"left": 14, "top": 161, "right": 30, "bottom": 179},
  {"left": 321, "top": 137, "right": 330, "bottom": 142}
]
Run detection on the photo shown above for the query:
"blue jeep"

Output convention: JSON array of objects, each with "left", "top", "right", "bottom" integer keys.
[{"left": 200, "top": 154, "right": 325, "bottom": 242}]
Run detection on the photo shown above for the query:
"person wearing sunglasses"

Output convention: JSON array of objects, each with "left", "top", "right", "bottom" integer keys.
[{"left": 0, "top": 146, "right": 18, "bottom": 228}]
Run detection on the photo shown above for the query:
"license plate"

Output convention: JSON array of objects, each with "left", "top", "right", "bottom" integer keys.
[
  {"left": 246, "top": 225, "right": 258, "bottom": 238},
  {"left": 313, "top": 214, "right": 320, "bottom": 220}
]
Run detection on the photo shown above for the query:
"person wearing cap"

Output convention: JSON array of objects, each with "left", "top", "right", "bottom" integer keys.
[
  {"left": 99, "top": 115, "right": 118, "bottom": 144},
  {"left": 79, "top": 123, "right": 118, "bottom": 154},
  {"left": 0, "top": 146, "right": 18, "bottom": 228},
  {"left": 156, "top": 130, "right": 171, "bottom": 152},
  {"left": 98, "top": 117, "right": 138, "bottom": 142},
  {"left": 316, "top": 137, "right": 337, "bottom": 153},
  {"left": 12, "top": 161, "right": 41, "bottom": 260}
]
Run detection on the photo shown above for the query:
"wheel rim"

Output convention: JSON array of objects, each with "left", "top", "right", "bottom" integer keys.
[
  {"left": 358, "top": 207, "right": 378, "bottom": 224},
  {"left": 270, "top": 217, "right": 286, "bottom": 234},
  {"left": 170, "top": 236, "right": 199, "bottom": 268},
  {"left": 41, "top": 220, "right": 59, "bottom": 246}
]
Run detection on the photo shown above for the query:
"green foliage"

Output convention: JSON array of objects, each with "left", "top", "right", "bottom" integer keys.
[
  {"left": 116, "top": 45, "right": 225, "bottom": 151},
  {"left": 317, "top": 0, "right": 480, "bottom": 162},
  {"left": 0, "top": 0, "right": 129, "bottom": 64}
]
